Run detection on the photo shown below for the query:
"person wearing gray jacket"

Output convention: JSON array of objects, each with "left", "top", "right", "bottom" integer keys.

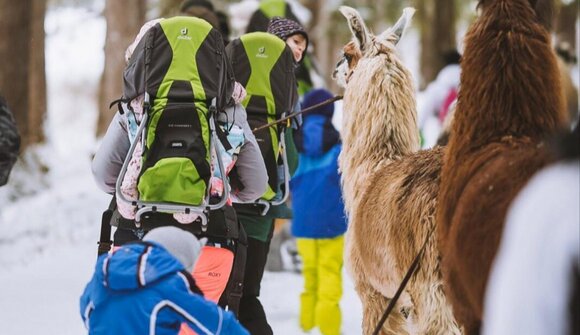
[
  {"left": 91, "top": 102, "right": 268, "bottom": 309},
  {"left": 92, "top": 104, "right": 267, "bottom": 202},
  {"left": 92, "top": 102, "right": 267, "bottom": 246}
]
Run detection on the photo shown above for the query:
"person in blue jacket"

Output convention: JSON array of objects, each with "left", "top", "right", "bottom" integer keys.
[
  {"left": 80, "top": 226, "right": 249, "bottom": 335},
  {"left": 290, "top": 88, "right": 347, "bottom": 335}
]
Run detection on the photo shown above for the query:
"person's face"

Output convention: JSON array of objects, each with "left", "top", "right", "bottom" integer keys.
[{"left": 286, "top": 34, "right": 307, "bottom": 62}]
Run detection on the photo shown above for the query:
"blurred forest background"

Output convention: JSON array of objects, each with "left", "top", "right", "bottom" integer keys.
[{"left": 0, "top": 0, "right": 577, "bottom": 151}]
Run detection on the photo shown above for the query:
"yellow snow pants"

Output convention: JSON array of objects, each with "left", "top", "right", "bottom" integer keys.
[{"left": 296, "top": 235, "right": 344, "bottom": 335}]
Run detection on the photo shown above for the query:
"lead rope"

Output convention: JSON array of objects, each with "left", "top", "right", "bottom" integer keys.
[
  {"left": 252, "top": 95, "right": 343, "bottom": 133},
  {"left": 372, "top": 227, "right": 434, "bottom": 335}
]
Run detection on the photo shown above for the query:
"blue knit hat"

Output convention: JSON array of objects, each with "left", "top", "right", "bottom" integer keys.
[
  {"left": 302, "top": 88, "right": 334, "bottom": 118},
  {"left": 295, "top": 88, "right": 340, "bottom": 154}
]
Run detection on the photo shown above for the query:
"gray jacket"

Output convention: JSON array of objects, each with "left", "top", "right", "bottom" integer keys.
[{"left": 91, "top": 104, "right": 267, "bottom": 203}]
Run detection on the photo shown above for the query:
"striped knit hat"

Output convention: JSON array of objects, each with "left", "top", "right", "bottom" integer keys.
[{"left": 267, "top": 17, "right": 309, "bottom": 60}]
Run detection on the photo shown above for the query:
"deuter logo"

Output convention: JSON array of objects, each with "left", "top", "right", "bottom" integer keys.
[
  {"left": 256, "top": 46, "right": 268, "bottom": 58},
  {"left": 178, "top": 27, "right": 191, "bottom": 40}
]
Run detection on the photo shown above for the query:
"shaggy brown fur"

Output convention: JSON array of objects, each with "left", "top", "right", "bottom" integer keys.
[
  {"left": 333, "top": 6, "right": 461, "bottom": 334},
  {"left": 437, "top": 0, "right": 567, "bottom": 333}
]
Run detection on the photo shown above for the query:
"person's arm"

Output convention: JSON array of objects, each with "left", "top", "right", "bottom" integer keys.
[
  {"left": 228, "top": 104, "right": 268, "bottom": 202},
  {"left": 79, "top": 275, "right": 97, "bottom": 330},
  {"left": 171, "top": 283, "right": 250, "bottom": 335},
  {"left": 91, "top": 112, "right": 130, "bottom": 194}
]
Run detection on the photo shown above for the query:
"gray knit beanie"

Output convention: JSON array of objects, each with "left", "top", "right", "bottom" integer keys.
[{"left": 143, "top": 227, "right": 206, "bottom": 272}]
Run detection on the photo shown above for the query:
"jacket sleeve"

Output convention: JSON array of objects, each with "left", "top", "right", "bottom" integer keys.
[
  {"left": 228, "top": 104, "right": 268, "bottom": 202},
  {"left": 91, "top": 112, "right": 130, "bottom": 194},
  {"left": 0, "top": 95, "right": 21, "bottom": 186},
  {"left": 170, "top": 285, "right": 250, "bottom": 335},
  {"left": 79, "top": 275, "right": 97, "bottom": 330}
]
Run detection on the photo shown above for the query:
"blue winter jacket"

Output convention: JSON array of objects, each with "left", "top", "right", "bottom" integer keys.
[
  {"left": 80, "top": 242, "right": 249, "bottom": 335},
  {"left": 290, "top": 114, "right": 347, "bottom": 238}
]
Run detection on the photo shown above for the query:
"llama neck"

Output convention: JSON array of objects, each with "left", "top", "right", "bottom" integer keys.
[
  {"left": 339, "top": 55, "right": 419, "bottom": 212},
  {"left": 450, "top": 1, "right": 565, "bottom": 155}
]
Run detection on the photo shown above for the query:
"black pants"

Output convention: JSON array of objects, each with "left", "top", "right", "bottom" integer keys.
[{"left": 238, "top": 226, "right": 274, "bottom": 335}]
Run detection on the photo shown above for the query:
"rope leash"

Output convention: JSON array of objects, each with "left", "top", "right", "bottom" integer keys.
[
  {"left": 251, "top": 95, "right": 343, "bottom": 133},
  {"left": 371, "top": 228, "right": 434, "bottom": 335}
]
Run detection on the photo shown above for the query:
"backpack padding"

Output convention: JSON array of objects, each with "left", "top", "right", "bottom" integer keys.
[
  {"left": 225, "top": 33, "right": 297, "bottom": 200},
  {"left": 123, "top": 17, "right": 233, "bottom": 112},
  {"left": 229, "top": 32, "right": 296, "bottom": 118},
  {"left": 134, "top": 17, "right": 235, "bottom": 206}
]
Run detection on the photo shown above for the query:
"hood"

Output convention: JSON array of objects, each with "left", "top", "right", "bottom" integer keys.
[
  {"left": 94, "top": 242, "right": 184, "bottom": 292},
  {"left": 295, "top": 115, "right": 340, "bottom": 156}
]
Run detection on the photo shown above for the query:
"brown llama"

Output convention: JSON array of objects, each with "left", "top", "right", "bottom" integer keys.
[
  {"left": 333, "top": 6, "right": 461, "bottom": 334},
  {"left": 436, "top": 0, "right": 568, "bottom": 333}
]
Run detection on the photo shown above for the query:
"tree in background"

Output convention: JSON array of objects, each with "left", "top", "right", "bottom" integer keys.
[
  {"left": 0, "top": 0, "right": 46, "bottom": 150},
  {"left": 158, "top": 0, "right": 183, "bottom": 17},
  {"left": 96, "top": 0, "right": 146, "bottom": 136},
  {"left": 415, "top": 0, "right": 457, "bottom": 89},
  {"left": 301, "top": 0, "right": 461, "bottom": 91},
  {"left": 555, "top": 0, "right": 578, "bottom": 51}
]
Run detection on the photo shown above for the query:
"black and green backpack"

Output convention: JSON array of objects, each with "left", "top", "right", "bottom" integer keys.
[
  {"left": 226, "top": 32, "right": 298, "bottom": 208},
  {"left": 245, "top": 0, "right": 314, "bottom": 96},
  {"left": 116, "top": 16, "right": 234, "bottom": 224}
]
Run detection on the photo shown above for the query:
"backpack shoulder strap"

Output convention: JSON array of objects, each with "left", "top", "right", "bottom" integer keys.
[
  {"left": 219, "top": 222, "right": 247, "bottom": 316},
  {"left": 97, "top": 197, "right": 117, "bottom": 257}
]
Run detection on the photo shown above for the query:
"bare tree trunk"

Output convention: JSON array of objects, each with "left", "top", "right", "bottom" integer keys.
[
  {"left": 313, "top": 2, "right": 355, "bottom": 92},
  {"left": 158, "top": 0, "right": 183, "bottom": 18},
  {"left": 555, "top": 0, "right": 578, "bottom": 51},
  {"left": 416, "top": 0, "right": 457, "bottom": 89},
  {"left": 97, "top": 0, "right": 146, "bottom": 136},
  {"left": 303, "top": 0, "right": 330, "bottom": 87},
  {"left": 303, "top": 0, "right": 321, "bottom": 31},
  {"left": 29, "top": 0, "right": 47, "bottom": 145},
  {"left": 0, "top": 0, "right": 46, "bottom": 150}
]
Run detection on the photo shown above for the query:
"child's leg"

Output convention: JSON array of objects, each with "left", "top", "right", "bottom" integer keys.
[
  {"left": 296, "top": 238, "right": 318, "bottom": 331},
  {"left": 180, "top": 245, "right": 235, "bottom": 335},
  {"left": 315, "top": 235, "right": 344, "bottom": 335}
]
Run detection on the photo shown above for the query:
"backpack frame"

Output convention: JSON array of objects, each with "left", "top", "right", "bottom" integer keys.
[{"left": 115, "top": 17, "right": 233, "bottom": 230}]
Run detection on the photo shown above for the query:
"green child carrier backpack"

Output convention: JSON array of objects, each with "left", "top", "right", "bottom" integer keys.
[
  {"left": 225, "top": 32, "right": 298, "bottom": 215},
  {"left": 115, "top": 17, "right": 234, "bottom": 229}
]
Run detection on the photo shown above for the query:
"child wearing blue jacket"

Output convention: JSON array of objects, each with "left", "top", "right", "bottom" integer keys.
[
  {"left": 80, "top": 226, "right": 249, "bottom": 335},
  {"left": 290, "top": 88, "right": 347, "bottom": 335}
]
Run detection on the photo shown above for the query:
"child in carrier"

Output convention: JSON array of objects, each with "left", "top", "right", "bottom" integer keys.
[{"left": 91, "top": 17, "right": 267, "bottom": 331}]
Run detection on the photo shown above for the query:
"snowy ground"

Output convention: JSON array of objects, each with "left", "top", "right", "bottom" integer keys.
[{"left": 0, "top": 5, "right": 362, "bottom": 334}]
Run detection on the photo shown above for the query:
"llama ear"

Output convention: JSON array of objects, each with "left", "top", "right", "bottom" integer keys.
[
  {"left": 380, "top": 7, "right": 415, "bottom": 45},
  {"left": 339, "top": 6, "right": 371, "bottom": 53}
]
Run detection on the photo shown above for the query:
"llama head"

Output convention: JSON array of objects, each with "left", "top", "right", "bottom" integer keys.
[{"left": 332, "top": 6, "right": 415, "bottom": 88}]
